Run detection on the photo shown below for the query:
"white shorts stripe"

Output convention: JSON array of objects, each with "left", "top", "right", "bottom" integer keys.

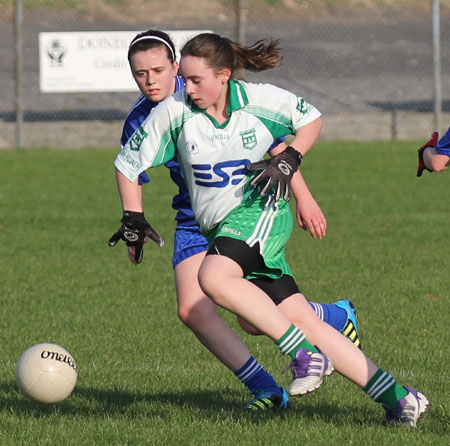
[{"left": 247, "top": 196, "right": 279, "bottom": 251}]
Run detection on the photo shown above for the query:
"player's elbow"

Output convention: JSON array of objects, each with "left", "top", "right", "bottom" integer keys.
[{"left": 429, "top": 154, "right": 450, "bottom": 172}]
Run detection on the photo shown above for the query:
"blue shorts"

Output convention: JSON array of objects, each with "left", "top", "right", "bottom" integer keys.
[
  {"left": 436, "top": 127, "right": 450, "bottom": 156},
  {"left": 172, "top": 224, "right": 209, "bottom": 268}
]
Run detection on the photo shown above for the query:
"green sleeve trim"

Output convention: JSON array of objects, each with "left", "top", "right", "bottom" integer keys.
[
  {"left": 152, "top": 111, "right": 195, "bottom": 166},
  {"left": 244, "top": 105, "right": 295, "bottom": 138}
]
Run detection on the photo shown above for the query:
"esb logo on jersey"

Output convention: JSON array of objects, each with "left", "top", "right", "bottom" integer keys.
[{"left": 192, "top": 159, "right": 250, "bottom": 187}]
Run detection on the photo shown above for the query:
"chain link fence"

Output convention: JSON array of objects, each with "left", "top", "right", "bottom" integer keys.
[{"left": 1, "top": 0, "right": 450, "bottom": 148}]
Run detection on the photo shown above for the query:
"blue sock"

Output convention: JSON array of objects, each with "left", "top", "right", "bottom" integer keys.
[
  {"left": 309, "top": 302, "right": 347, "bottom": 331},
  {"left": 234, "top": 356, "right": 282, "bottom": 396}
]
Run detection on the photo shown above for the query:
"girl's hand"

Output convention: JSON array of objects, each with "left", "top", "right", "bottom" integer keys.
[{"left": 296, "top": 197, "right": 327, "bottom": 239}]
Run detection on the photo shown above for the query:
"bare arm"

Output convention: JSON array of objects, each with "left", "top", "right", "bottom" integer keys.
[
  {"left": 291, "top": 171, "right": 326, "bottom": 239},
  {"left": 271, "top": 141, "right": 326, "bottom": 238},
  {"left": 423, "top": 147, "right": 450, "bottom": 173},
  {"left": 116, "top": 169, "right": 143, "bottom": 212},
  {"left": 248, "top": 117, "right": 323, "bottom": 202},
  {"left": 289, "top": 117, "right": 323, "bottom": 157},
  {"left": 111, "top": 169, "right": 163, "bottom": 265}
]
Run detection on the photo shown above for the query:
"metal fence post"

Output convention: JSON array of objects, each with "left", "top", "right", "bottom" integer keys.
[
  {"left": 235, "top": 0, "right": 246, "bottom": 44},
  {"left": 14, "top": 0, "right": 24, "bottom": 148},
  {"left": 432, "top": 0, "right": 442, "bottom": 133}
]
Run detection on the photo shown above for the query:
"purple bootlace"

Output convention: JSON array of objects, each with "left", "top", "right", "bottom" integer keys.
[
  {"left": 283, "top": 351, "right": 324, "bottom": 378},
  {"left": 384, "top": 386, "right": 418, "bottom": 422}
]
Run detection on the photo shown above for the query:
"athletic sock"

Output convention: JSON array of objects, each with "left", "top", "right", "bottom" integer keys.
[
  {"left": 234, "top": 356, "right": 282, "bottom": 396},
  {"left": 275, "top": 324, "right": 319, "bottom": 360},
  {"left": 309, "top": 302, "right": 347, "bottom": 331},
  {"left": 363, "top": 368, "right": 408, "bottom": 409}
]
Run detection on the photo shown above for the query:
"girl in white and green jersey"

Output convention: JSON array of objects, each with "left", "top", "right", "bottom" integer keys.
[{"left": 114, "top": 33, "right": 429, "bottom": 426}]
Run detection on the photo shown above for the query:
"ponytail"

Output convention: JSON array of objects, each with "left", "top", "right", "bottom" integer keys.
[{"left": 181, "top": 33, "right": 282, "bottom": 78}]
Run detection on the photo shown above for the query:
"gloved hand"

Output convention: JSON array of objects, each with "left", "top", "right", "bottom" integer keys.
[
  {"left": 108, "top": 211, "right": 164, "bottom": 264},
  {"left": 417, "top": 132, "right": 438, "bottom": 177},
  {"left": 248, "top": 146, "right": 302, "bottom": 202}
]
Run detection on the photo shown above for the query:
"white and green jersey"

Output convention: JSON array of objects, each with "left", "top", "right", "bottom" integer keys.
[{"left": 115, "top": 79, "right": 321, "bottom": 232}]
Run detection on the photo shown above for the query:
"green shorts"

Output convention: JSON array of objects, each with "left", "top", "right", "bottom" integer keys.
[{"left": 205, "top": 189, "right": 293, "bottom": 280}]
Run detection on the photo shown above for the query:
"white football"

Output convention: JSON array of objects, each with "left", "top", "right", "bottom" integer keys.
[{"left": 16, "top": 343, "right": 78, "bottom": 404}]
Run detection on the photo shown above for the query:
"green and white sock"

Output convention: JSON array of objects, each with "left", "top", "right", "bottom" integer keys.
[
  {"left": 363, "top": 368, "right": 408, "bottom": 409},
  {"left": 275, "top": 324, "right": 319, "bottom": 360}
]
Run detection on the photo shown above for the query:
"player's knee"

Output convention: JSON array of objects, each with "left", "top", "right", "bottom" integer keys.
[
  {"left": 177, "top": 304, "right": 196, "bottom": 327},
  {"left": 197, "top": 261, "right": 220, "bottom": 301},
  {"left": 177, "top": 298, "right": 216, "bottom": 330}
]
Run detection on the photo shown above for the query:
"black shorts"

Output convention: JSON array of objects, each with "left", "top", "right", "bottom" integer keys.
[{"left": 207, "top": 236, "right": 300, "bottom": 305}]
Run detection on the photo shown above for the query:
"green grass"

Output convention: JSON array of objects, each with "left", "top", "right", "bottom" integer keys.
[{"left": 0, "top": 142, "right": 449, "bottom": 445}]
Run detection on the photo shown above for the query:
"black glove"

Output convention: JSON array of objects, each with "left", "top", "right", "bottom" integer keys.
[
  {"left": 108, "top": 211, "right": 164, "bottom": 264},
  {"left": 248, "top": 146, "right": 302, "bottom": 202},
  {"left": 417, "top": 132, "right": 438, "bottom": 177}
]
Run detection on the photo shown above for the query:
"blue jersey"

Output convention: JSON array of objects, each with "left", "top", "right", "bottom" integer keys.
[
  {"left": 120, "top": 76, "right": 197, "bottom": 226},
  {"left": 436, "top": 127, "right": 450, "bottom": 156}
]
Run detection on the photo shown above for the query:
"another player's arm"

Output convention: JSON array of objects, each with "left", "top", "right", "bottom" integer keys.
[
  {"left": 269, "top": 141, "right": 326, "bottom": 239},
  {"left": 417, "top": 131, "right": 450, "bottom": 176},
  {"left": 109, "top": 169, "right": 164, "bottom": 265},
  {"left": 116, "top": 169, "right": 143, "bottom": 212},
  {"left": 290, "top": 171, "right": 326, "bottom": 239},
  {"left": 110, "top": 105, "right": 177, "bottom": 262},
  {"left": 423, "top": 147, "right": 450, "bottom": 173}
]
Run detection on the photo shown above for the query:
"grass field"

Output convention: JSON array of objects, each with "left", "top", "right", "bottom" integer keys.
[{"left": 0, "top": 142, "right": 449, "bottom": 445}]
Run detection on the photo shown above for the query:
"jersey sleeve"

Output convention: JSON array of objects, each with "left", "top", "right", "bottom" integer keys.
[
  {"left": 275, "top": 84, "right": 321, "bottom": 132},
  {"left": 436, "top": 127, "right": 450, "bottom": 156},
  {"left": 244, "top": 82, "right": 321, "bottom": 140},
  {"left": 114, "top": 99, "right": 178, "bottom": 182}
]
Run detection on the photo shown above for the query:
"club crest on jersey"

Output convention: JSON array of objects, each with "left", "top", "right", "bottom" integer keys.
[
  {"left": 186, "top": 139, "right": 199, "bottom": 155},
  {"left": 240, "top": 129, "right": 257, "bottom": 150},
  {"left": 296, "top": 96, "right": 312, "bottom": 115},
  {"left": 129, "top": 126, "right": 148, "bottom": 152}
]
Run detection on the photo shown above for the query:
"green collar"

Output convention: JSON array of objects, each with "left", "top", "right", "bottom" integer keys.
[
  {"left": 227, "top": 79, "right": 249, "bottom": 112},
  {"left": 187, "top": 80, "right": 249, "bottom": 129}
]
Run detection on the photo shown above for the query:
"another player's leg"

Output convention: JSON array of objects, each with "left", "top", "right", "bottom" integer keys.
[
  {"left": 174, "top": 236, "right": 288, "bottom": 410},
  {"left": 334, "top": 299, "right": 361, "bottom": 348},
  {"left": 310, "top": 299, "right": 361, "bottom": 348},
  {"left": 239, "top": 298, "right": 361, "bottom": 349}
]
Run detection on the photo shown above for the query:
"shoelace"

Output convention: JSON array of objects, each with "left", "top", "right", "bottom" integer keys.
[
  {"left": 282, "top": 357, "right": 310, "bottom": 378},
  {"left": 385, "top": 399, "right": 412, "bottom": 422}
]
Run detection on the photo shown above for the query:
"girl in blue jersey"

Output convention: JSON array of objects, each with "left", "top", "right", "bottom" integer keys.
[
  {"left": 417, "top": 128, "right": 450, "bottom": 176},
  {"left": 113, "top": 31, "right": 429, "bottom": 426},
  {"left": 110, "top": 30, "right": 361, "bottom": 409}
]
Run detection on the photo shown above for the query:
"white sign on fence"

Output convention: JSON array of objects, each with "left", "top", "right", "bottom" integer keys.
[{"left": 39, "top": 30, "right": 211, "bottom": 93}]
